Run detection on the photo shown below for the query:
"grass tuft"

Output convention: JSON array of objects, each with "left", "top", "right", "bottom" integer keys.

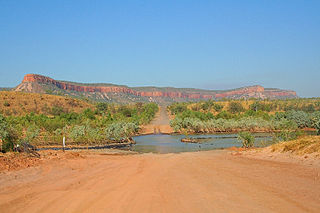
[{"left": 271, "top": 136, "right": 320, "bottom": 155}]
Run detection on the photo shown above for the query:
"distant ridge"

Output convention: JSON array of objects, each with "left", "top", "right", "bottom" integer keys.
[
  {"left": 14, "top": 74, "right": 298, "bottom": 103},
  {"left": 0, "top": 87, "right": 12, "bottom": 91}
]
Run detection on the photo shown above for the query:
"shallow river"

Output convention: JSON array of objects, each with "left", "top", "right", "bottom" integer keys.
[{"left": 124, "top": 133, "right": 274, "bottom": 154}]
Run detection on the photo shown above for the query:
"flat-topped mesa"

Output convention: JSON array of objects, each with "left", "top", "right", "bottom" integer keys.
[
  {"left": 263, "top": 89, "right": 297, "bottom": 98},
  {"left": 215, "top": 85, "right": 265, "bottom": 98},
  {"left": 19, "top": 74, "right": 214, "bottom": 98},
  {"left": 22, "top": 74, "right": 137, "bottom": 94},
  {"left": 16, "top": 74, "right": 298, "bottom": 101}
]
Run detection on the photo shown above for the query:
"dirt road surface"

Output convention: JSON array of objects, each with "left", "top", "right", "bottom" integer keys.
[
  {"left": 140, "top": 106, "right": 173, "bottom": 134},
  {"left": 1, "top": 150, "right": 319, "bottom": 213}
]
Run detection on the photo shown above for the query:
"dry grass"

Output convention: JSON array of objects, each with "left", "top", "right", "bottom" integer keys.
[
  {"left": 0, "top": 91, "right": 94, "bottom": 116},
  {"left": 187, "top": 99, "right": 320, "bottom": 115},
  {"left": 271, "top": 136, "right": 320, "bottom": 155}
]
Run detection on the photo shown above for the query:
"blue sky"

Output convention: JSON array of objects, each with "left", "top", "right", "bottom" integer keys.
[{"left": 0, "top": 0, "right": 319, "bottom": 97}]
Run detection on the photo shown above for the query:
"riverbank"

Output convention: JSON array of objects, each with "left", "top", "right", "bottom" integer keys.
[
  {"left": 36, "top": 140, "right": 135, "bottom": 151},
  {"left": 1, "top": 148, "right": 320, "bottom": 212}
]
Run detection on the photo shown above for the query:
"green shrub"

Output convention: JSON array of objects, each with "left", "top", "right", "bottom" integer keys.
[
  {"left": 249, "top": 102, "right": 271, "bottom": 112},
  {"left": 0, "top": 114, "right": 19, "bottom": 152},
  {"left": 274, "top": 110, "right": 312, "bottom": 129},
  {"left": 170, "top": 117, "right": 183, "bottom": 132},
  {"left": 310, "top": 111, "right": 320, "bottom": 135},
  {"left": 51, "top": 105, "right": 65, "bottom": 116},
  {"left": 25, "top": 124, "right": 40, "bottom": 143},
  {"left": 302, "top": 104, "right": 315, "bottom": 113},
  {"left": 285, "top": 110, "right": 311, "bottom": 128},
  {"left": 216, "top": 111, "right": 234, "bottom": 119},
  {"left": 3, "top": 101, "right": 10, "bottom": 107},
  {"left": 212, "top": 103, "right": 223, "bottom": 112},
  {"left": 69, "top": 125, "right": 86, "bottom": 141},
  {"left": 238, "top": 131, "right": 255, "bottom": 148},
  {"left": 105, "top": 122, "right": 139, "bottom": 141},
  {"left": 168, "top": 103, "right": 188, "bottom": 115},
  {"left": 170, "top": 116, "right": 293, "bottom": 133},
  {"left": 273, "top": 130, "right": 304, "bottom": 142},
  {"left": 95, "top": 103, "right": 108, "bottom": 114},
  {"left": 176, "top": 110, "right": 214, "bottom": 121},
  {"left": 0, "top": 102, "right": 158, "bottom": 147},
  {"left": 82, "top": 108, "right": 96, "bottom": 120},
  {"left": 315, "top": 121, "right": 320, "bottom": 135},
  {"left": 228, "top": 102, "right": 244, "bottom": 114}
]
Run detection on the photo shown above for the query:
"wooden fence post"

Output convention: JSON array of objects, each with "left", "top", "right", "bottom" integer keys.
[{"left": 63, "top": 136, "right": 66, "bottom": 152}]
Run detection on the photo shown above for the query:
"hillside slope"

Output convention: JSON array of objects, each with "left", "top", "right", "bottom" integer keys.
[
  {"left": 14, "top": 74, "right": 298, "bottom": 103},
  {"left": 0, "top": 91, "right": 93, "bottom": 116}
]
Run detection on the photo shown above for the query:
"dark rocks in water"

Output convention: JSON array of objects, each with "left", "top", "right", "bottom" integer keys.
[
  {"left": 128, "top": 137, "right": 135, "bottom": 144},
  {"left": 111, "top": 137, "right": 136, "bottom": 144},
  {"left": 181, "top": 138, "right": 198, "bottom": 143},
  {"left": 181, "top": 137, "right": 211, "bottom": 143}
]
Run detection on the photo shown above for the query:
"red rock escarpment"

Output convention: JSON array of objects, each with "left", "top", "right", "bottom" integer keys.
[
  {"left": 21, "top": 74, "right": 214, "bottom": 98},
  {"left": 19, "top": 74, "right": 297, "bottom": 99},
  {"left": 215, "top": 86, "right": 265, "bottom": 98}
]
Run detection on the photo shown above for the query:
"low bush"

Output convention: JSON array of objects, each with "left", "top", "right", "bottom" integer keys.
[
  {"left": 0, "top": 114, "right": 19, "bottom": 152},
  {"left": 273, "top": 130, "right": 304, "bottom": 142},
  {"left": 170, "top": 116, "right": 298, "bottom": 134},
  {"left": 105, "top": 122, "right": 139, "bottom": 141},
  {"left": 228, "top": 102, "right": 244, "bottom": 114},
  {"left": 238, "top": 131, "right": 255, "bottom": 148},
  {"left": 3, "top": 101, "right": 10, "bottom": 107}
]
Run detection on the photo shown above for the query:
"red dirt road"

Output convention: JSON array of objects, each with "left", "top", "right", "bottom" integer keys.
[
  {"left": 140, "top": 106, "right": 173, "bottom": 134},
  {"left": 0, "top": 150, "right": 320, "bottom": 213}
]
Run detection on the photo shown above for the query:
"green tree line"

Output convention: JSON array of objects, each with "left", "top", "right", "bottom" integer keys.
[{"left": 0, "top": 102, "right": 158, "bottom": 152}]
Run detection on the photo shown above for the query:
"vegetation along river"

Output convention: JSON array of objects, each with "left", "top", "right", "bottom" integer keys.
[{"left": 124, "top": 133, "right": 274, "bottom": 154}]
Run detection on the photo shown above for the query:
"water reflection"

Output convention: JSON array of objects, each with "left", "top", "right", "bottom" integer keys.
[{"left": 124, "top": 133, "right": 274, "bottom": 154}]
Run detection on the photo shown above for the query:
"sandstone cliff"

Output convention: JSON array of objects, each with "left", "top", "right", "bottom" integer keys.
[{"left": 15, "top": 74, "right": 298, "bottom": 103}]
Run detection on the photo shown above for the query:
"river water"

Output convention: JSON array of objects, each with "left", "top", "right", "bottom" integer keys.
[{"left": 125, "top": 133, "right": 274, "bottom": 154}]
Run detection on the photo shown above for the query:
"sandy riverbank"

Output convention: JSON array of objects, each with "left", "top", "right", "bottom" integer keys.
[{"left": 0, "top": 149, "right": 319, "bottom": 213}]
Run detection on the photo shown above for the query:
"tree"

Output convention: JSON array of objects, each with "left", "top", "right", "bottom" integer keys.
[
  {"left": 201, "top": 101, "right": 212, "bottom": 111},
  {"left": 118, "top": 106, "right": 133, "bottom": 117},
  {"left": 228, "top": 102, "right": 244, "bottom": 114},
  {"left": 250, "top": 102, "right": 260, "bottom": 112},
  {"left": 96, "top": 103, "right": 108, "bottom": 114},
  {"left": 212, "top": 103, "right": 223, "bottom": 112}
]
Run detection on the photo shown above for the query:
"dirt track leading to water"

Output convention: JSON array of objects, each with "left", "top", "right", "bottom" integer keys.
[
  {"left": 140, "top": 106, "right": 174, "bottom": 134},
  {"left": 0, "top": 150, "right": 320, "bottom": 213}
]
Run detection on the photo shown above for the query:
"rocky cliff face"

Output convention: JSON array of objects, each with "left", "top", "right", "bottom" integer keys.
[{"left": 15, "top": 74, "right": 298, "bottom": 102}]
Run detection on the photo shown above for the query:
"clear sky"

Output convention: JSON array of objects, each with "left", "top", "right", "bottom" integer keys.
[{"left": 1, "top": 0, "right": 319, "bottom": 97}]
